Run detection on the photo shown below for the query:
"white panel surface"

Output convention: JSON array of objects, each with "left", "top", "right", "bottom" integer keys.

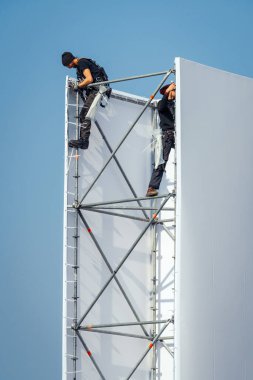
[
  {"left": 63, "top": 86, "right": 175, "bottom": 380},
  {"left": 175, "top": 58, "right": 253, "bottom": 380}
]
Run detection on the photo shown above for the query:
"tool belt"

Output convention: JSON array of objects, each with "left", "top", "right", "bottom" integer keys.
[{"left": 94, "top": 69, "right": 111, "bottom": 99}]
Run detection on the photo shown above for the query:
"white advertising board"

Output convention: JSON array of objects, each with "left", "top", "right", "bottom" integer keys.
[
  {"left": 175, "top": 58, "right": 253, "bottom": 380},
  {"left": 63, "top": 85, "right": 175, "bottom": 379}
]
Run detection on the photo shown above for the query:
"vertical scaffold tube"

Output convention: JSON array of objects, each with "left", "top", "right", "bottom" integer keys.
[
  {"left": 72, "top": 89, "right": 79, "bottom": 379},
  {"left": 151, "top": 106, "right": 158, "bottom": 380}
]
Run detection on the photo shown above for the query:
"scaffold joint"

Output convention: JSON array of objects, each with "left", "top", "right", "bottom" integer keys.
[
  {"left": 72, "top": 201, "right": 80, "bottom": 210},
  {"left": 71, "top": 323, "right": 78, "bottom": 331}
]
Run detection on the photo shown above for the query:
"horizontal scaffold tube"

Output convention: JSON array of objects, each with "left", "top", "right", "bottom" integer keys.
[
  {"left": 83, "top": 204, "right": 149, "bottom": 222},
  {"left": 83, "top": 206, "right": 174, "bottom": 211},
  {"left": 87, "top": 70, "right": 174, "bottom": 87},
  {"left": 78, "top": 193, "right": 172, "bottom": 209},
  {"left": 79, "top": 328, "right": 152, "bottom": 341},
  {"left": 81, "top": 319, "right": 168, "bottom": 329}
]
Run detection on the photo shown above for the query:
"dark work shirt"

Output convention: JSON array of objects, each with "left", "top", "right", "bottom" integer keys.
[
  {"left": 157, "top": 96, "right": 175, "bottom": 131},
  {"left": 76, "top": 58, "right": 101, "bottom": 82}
]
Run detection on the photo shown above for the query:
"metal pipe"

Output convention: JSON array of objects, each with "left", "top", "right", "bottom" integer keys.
[
  {"left": 63, "top": 77, "right": 70, "bottom": 380},
  {"left": 77, "top": 195, "right": 171, "bottom": 327},
  {"left": 161, "top": 224, "right": 175, "bottom": 241},
  {"left": 95, "top": 120, "right": 149, "bottom": 219},
  {"left": 78, "top": 211, "right": 149, "bottom": 337},
  {"left": 76, "top": 330, "right": 106, "bottom": 380},
  {"left": 78, "top": 70, "right": 173, "bottom": 204},
  {"left": 87, "top": 70, "right": 174, "bottom": 88},
  {"left": 150, "top": 198, "right": 160, "bottom": 379},
  {"left": 151, "top": 108, "right": 159, "bottom": 379},
  {"left": 82, "top": 207, "right": 149, "bottom": 222},
  {"left": 173, "top": 87, "right": 177, "bottom": 369},
  {"left": 81, "top": 320, "right": 168, "bottom": 329},
  {"left": 126, "top": 318, "right": 172, "bottom": 379},
  {"left": 157, "top": 218, "right": 175, "bottom": 223},
  {"left": 78, "top": 194, "right": 171, "bottom": 209},
  {"left": 83, "top": 206, "right": 174, "bottom": 211},
  {"left": 160, "top": 336, "right": 174, "bottom": 340},
  {"left": 161, "top": 341, "right": 174, "bottom": 358},
  {"left": 80, "top": 328, "right": 152, "bottom": 341},
  {"left": 72, "top": 89, "right": 79, "bottom": 380},
  {"left": 151, "top": 209, "right": 157, "bottom": 380}
]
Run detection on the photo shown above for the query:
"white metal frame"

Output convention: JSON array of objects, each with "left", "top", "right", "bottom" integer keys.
[{"left": 63, "top": 70, "right": 176, "bottom": 379}]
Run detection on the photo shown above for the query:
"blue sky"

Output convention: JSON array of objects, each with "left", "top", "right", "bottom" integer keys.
[{"left": 0, "top": 0, "right": 252, "bottom": 379}]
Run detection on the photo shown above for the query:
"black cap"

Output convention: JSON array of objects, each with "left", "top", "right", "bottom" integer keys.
[{"left": 62, "top": 52, "right": 75, "bottom": 66}]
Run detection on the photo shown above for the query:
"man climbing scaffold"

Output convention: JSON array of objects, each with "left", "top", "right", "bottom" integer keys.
[
  {"left": 62, "top": 51, "right": 111, "bottom": 150},
  {"left": 146, "top": 82, "right": 176, "bottom": 197}
]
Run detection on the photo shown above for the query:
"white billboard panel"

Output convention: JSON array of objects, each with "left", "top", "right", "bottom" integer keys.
[
  {"left": 175, "top": 58, "right": 253, "bottom": 380},
  {"left": 63, "top": 85, "right": 175, "bottom": 379}
]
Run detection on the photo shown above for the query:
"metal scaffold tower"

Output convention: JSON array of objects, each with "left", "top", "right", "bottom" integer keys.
[{"left": 63, "top": 69, "right": 176, "bottom": 380}]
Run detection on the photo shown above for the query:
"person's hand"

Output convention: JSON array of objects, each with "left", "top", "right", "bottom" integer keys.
[
  {"left": 165, "top": 82, "right": 176, "bottom": 94},
  {"left": 69, "top": 81, "right": 79, "bottom": 91},
  {"left": 165, "top": 82, "right": 176, "bottom": 100}
]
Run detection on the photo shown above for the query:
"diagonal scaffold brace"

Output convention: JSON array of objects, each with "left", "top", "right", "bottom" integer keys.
[
  {"left": 78, "top": 69, "right": 174, "bottom": 206},
  {"left": 77, "top": 210, "right": 150, "bottom": 337},
  {"left": 77, "top": 194, "right": 173, "bottom": 328},
  {"left": 94, "top": 120, "right": 149, "bottom": 219},
  {"left": 75, "top": 330, "right": 106, "bottom": 380},
  {"left": 126, "top": 317, "right": 174, "bottom": 379}
]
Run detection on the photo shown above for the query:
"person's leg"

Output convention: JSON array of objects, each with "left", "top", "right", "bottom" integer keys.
[
  {"left": 146, "top": 131, "right": 174, "bottom": 196},
  {"left": 79, "top": 92, "right": 97, "bottom": 148},
  {"left": 148, "top": 164, "right": 165, "bottom": 190},
  {"left": 68, "top": 91, "right": 97, "bottom": 149}
]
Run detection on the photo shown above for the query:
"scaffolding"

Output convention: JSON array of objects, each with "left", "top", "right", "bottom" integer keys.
[{"left": 63, "top": 69, "right": 176, "bottom": 379}]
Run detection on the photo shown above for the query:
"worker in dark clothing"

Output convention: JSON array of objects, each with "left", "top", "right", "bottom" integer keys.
[
  {"left": 146, "top": 82, "right": 176, "bottom": 197},
  {"left": 62, "top": 52, "right": 110, "bottom": 149}
]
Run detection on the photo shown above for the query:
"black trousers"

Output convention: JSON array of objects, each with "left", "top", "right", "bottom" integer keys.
[
  {"left": 79, "top": 90, "right": 98, "bottom": 141},
  {"left": 149, "top": 130, "right": 175, "bottom": 189}
]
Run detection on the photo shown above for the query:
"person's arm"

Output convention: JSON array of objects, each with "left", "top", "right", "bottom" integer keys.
[
  {"left": 158, "top": 95, "right": 169, "bottom": 112},
  {"left": 165, "top": 82, "right": 176, "bottom": 99},
  {"left": 78, "top": 68, "right": 94, "bottom": 88},
  {"left": 158, "top": 82, "right": 176, "bottom": 112}
]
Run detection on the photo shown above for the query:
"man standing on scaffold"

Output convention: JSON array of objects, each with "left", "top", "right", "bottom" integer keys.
[
  {"left": 62, "top": 52, "right": 111, "bottom": 150},
  {"left": 146, "top": 82, "right": 176, "bottom": 197}
]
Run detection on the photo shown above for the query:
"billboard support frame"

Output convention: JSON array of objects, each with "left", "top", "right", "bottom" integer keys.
[{"left": 64, "top": 68, "right": 176, "bottom": 380}]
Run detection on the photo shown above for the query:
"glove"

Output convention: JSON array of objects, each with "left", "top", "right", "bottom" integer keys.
[{"left": 68, "top": 81, "right": 79, "bottom": 91}]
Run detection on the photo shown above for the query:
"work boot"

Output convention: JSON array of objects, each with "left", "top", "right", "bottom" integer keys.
[
  {"left": 68, "top": 139, "right": 88, "bottom": 150},
  {"left": 146, "top": 187, "right": 158, "bottom": 197}
]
